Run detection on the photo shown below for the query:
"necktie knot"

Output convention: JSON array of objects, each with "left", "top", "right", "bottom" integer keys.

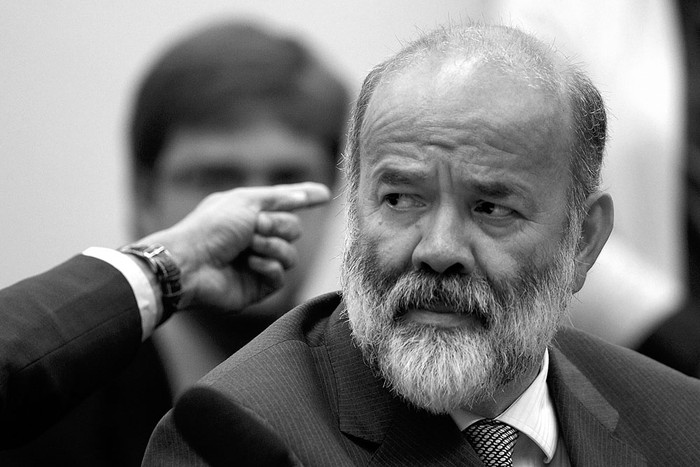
[{"left": 464, "top": 419, "right": 519, "bottom": 467}]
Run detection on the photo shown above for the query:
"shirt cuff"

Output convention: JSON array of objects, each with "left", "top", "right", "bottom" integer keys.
[{"left": 82, "top": 246, "right": 162, "bottom": 341}]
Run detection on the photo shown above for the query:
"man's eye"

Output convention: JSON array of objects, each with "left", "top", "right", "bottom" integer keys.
[
  {"left": 474, "top": 201, "right": 514, "bottom": 217},
  {"left": 384, "top": 193, "right": 421, "bottom": 210},
  {"left": 173, "top": 168, "right": 243, "bottom": 191}
]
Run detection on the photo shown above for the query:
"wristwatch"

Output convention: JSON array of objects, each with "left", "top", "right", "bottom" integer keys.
[{"left": 119, "top": 243, "right": 182, "bottom": 324}]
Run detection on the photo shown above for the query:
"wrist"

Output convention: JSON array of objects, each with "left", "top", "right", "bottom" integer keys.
[
  {"left": 119, "top": 243, "right": 182, "bottom": 324},
  {"left": 136, "top": 229, "right": 198, "bottom": 310}
]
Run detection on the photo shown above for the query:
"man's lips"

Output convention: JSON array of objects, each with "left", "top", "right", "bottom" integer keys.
[
  {"left": 395, "top": 304, "right": 453, "bottom": 316},
  {"left": 397, "top": 305, "right": 488, "bottom": 328},
  {"left": 417, "top": 305, "right": 454, "bottom": 314}
]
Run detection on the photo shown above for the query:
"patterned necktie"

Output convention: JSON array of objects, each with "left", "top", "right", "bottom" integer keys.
[{"left": 464, "top": 418, "right": 519, "bottom": 467}]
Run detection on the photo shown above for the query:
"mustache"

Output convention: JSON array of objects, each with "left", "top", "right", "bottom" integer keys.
[{"left": 378, "top": 269, "right": 510, "bottom": 327}]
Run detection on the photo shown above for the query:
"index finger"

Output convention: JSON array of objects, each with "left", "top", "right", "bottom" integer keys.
[{"left": 246, "top": 182, "right": 332, "bottom": 212}]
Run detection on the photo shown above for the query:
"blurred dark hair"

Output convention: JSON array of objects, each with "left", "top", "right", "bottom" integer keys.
[{"left": 130, "top": 21, "right": 349, "bottom": 199}]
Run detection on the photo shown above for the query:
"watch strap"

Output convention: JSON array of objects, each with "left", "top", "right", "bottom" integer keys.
[{"left": 119, "top": 243, "right": 182, "bottom": 324}]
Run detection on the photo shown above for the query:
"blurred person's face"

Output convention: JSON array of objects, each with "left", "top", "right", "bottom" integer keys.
[
  {"left": 137, "top": 118, "right": 335, "bottom": 314},
  {"left": 341, "top": 61, "right": 584, "bottom": 414}
]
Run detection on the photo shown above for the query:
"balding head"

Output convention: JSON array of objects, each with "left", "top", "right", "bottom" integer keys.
[
  {"left": 344, "top": 23, "right": 606, "bottom": 229},
  {"left": 339, "top": 24, "right": 613, "bottom": 414}
]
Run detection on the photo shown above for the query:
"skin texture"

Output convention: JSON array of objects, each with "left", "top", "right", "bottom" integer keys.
[{"left": 352, "top": 57, "right": 613, "bottom": 416}]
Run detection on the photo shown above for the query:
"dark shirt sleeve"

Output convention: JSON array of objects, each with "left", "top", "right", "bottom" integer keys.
[{"left": 0, "top": 255, "right": 143, "bottom": 447}]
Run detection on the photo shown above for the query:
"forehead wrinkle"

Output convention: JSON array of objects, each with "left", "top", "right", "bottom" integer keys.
[
  {"left": 369, "top": 105, "right": 550, "bottom": 161},
  {"left": 426, "top": 140, "right": 456, "bottom": 153},
  {"left": 360, "top": 119, "right": 414, "bottom": 163},
  {"left": 359, "top": 62, "right": 571, "bottom": 192}
]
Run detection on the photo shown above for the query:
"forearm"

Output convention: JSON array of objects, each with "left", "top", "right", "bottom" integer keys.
[{"left": 0, "top": 255, "right": 143, "bottom": 447}]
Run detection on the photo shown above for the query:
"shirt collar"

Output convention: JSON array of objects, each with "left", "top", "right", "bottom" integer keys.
[{"left": 450, "top": 349, "right": 558, "bottom": 462}]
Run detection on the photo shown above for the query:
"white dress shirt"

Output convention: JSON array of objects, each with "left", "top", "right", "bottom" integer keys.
[{"left": 451, "top": 350, "right": 571, "bottom": 466}]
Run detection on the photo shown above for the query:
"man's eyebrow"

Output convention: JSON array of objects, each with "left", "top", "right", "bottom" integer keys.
[
  {"left": 376, "top": 168, "right": 430, "bottom": 186},
  {"left": 374, "top": 168, "right": 527, "bottom": 199},
  {"left": 470, "top": 180, "right": 521, "bottom": 199}
]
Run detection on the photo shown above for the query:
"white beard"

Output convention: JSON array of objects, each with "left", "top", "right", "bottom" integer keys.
[{"left": 341, "top": 223, "right": 578, "bottom": 414}]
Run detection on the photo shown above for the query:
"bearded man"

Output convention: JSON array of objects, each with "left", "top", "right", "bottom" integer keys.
[{"left": 143, "top": 23, "right": 700, "bottom": 466}]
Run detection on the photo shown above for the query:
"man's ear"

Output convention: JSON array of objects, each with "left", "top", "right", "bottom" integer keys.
[{"left": 572, "top": 192, "right": 614, "bottom": 293}]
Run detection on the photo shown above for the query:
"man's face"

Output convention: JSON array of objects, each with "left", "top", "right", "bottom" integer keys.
[
  {"left": 342, "top": 60, "right": 579, "bottom": 413},
  {"left": 140, "top": 118, "right": 335, "bottom": 313}
]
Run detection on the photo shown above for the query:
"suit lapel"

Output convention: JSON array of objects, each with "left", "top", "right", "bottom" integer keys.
[
  {"left": 327, "top": 302, "right": 481, "bottom": 466},
  {"left": 548, "top": 345, "right": 647, "bottom": 467},
  {"left": 369, "top": 405, "right": 484, "bottom": 466},
  {"left": 327, "top": 302, "right": 395, "bottom": 444}
]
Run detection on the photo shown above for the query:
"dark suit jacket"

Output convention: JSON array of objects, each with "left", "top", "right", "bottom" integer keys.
[
  {"left": 143, "top": 292, "right": 700, "bottom": 466},
  {"left": 0, "top": 255, "right": 144, "bottom": 448}
]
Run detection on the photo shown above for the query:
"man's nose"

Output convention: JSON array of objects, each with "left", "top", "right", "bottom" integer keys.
[{"left": 411, "top": 204, "right": 474, "bottom": 275}]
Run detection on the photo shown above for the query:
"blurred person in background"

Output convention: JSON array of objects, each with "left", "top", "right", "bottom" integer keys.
[
  {"left": 0, "top": 20, "right": 348, "bottom": 466},
  {"left": 129, "top": 20, "right": 349, "bottom": 397}
]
